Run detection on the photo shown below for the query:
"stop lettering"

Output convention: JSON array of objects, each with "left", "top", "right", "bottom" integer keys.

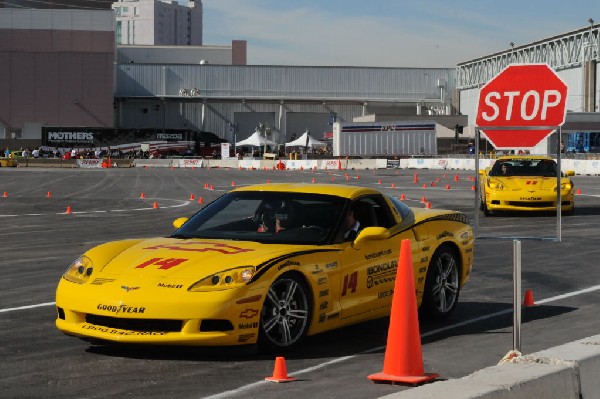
[{"left": 476, "top": 64, "right": 568, "bottom": 149}]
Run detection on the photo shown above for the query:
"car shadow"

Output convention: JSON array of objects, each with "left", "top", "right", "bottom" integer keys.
[{"left": 85, "top": 301, "right": 576, "bottom": 361}]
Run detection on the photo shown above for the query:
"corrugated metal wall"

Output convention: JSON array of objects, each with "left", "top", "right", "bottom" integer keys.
[{"left": 116, "top": 64, "right": 456, "bottom": 141}]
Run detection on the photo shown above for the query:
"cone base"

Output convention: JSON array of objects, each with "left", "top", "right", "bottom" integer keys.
[
  {"left": 368, "top": 372, "right": 438, "bottom": 386},
  {"left": 265, "top": 376, "right": 296, "bottom": 383}
]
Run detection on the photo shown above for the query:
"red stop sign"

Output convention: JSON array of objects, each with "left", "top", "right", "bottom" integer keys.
[{"left": 476, "top": 64, "right": 568, "bottom": 149}]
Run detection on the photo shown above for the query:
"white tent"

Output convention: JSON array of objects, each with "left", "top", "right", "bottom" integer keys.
[
  {"left": 285, "top": 131, "right": 327, "bottom": 148},
  {"left": 236, "top": 129, "right": 278, "bottom": 147}
]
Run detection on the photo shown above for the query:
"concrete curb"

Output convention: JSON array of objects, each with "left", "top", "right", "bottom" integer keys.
[{"left": 379, "top": 334, "right": 600, "bottom": 399}]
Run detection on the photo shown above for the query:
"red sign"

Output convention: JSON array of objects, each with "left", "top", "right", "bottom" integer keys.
[{"left": 476, "top": 64, "right": 568, "bottom": 149}]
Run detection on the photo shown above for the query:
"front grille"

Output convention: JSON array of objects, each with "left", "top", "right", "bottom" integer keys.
[
  {"left": 86, "top": 314, "right": 182, "bottom": 333},
  {"left": 507, "top": 201, "right": 554, "bottom": 208}
]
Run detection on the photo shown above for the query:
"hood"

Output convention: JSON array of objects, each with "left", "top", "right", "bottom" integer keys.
[
  {"left": 97, "top": 237, "right": 308, "bottom": 279},
  {"left": 492, "top": 176, "right": 562, "bottom": 191}
]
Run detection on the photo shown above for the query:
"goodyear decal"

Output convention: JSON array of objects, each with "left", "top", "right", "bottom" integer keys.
[{"left": 249, "top": 249, "right": 339, "bottom": 284}]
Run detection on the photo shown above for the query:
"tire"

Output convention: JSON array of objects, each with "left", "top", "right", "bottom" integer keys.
[
  {"left": 258, "top": 273, "right": 311, "bottom": 352},
  {"left": 480, "top": 197, "right": 491, "bottom": 216},
  {"left": 421, "top": 245, "right": 460, "bottom": 320}
]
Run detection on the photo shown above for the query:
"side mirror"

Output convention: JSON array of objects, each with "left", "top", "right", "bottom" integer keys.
[
  {"left": 564, "top": 170, "right": 575, "bottom": 177},
  {"left": 172, "top": 217, "right": 189, "bottom": 229},
  {"left": 353, "top": 227, "right": 390, "bottom": 249}
]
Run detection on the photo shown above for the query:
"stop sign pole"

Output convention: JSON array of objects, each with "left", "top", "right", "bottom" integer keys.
[{"left": 474, "top": 64, "right": 568, "bottom": 353}]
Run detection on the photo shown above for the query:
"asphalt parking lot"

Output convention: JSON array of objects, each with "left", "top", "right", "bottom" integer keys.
[{"left": 1, "top": 166, "right": 599, "bottom": 399}]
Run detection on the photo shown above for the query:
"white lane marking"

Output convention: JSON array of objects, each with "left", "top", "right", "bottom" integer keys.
[
  {"left": 202, "top": 283, "right": 600, "bottom": 399},
  {"left": 0, "top": 199, "right": 191, "bottom": 217},
  {"left": 0, "top": 302, "right": 55, "bottom": 313}
]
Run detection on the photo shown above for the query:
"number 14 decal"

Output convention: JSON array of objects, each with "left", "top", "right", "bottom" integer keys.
[
  {"left": 135, "top": 257, "right": 188, "bottom": 270},
  {"left": 342, "top": 271, "right": 358, "bottom": 296}
]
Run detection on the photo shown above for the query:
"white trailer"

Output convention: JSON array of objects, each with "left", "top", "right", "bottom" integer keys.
[{"left": 332, "top": 121, "right": 438, "bottom": 157}]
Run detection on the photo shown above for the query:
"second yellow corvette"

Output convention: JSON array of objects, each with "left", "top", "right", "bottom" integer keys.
[
  {"left": 479, "top": 155, "right": 575, "bottom": 216},
  {"left": 56, "top": 183, "right": 474, "bottom": 352}
]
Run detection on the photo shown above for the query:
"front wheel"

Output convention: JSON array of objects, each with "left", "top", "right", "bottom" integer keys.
[
  {"left": 421, "top": 245, "right": 460, "bottom": 319},
  {"left": 258, "top": 273, "right": 311, "bottom": 352}
]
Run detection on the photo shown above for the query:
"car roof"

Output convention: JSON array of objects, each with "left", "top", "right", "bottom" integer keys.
[{"left": 231, "top": 183, "right": 381, "bottom": 200}]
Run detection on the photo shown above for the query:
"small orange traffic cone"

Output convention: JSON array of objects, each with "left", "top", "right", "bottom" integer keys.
[
  {"left": 471, "top": 185, "right": 476, "bottom": 191},
  {"left": 65, "top": 205, "right": 72, "bottom": 214},
  {"left": 337, "top": 158, "right": 342, "bottom": 170},
  {"left": 46, "top": 191, "right": 52, "bottom": 198},
  {"left": 140, "top": 192, "right": 146, "bottom": 199},
  {"left": 198, "top": 197, "right": 204, "bottom": 204},
  {"left": 231, "top": 181, "right": 235, "bottom": 187},
  {"left": 391, "top": 183, "right": 396, "bottom": 189},
  {"left": 2, "top": 191, "right": 7, "bottom": 197},
  {"left": 454, "top": 175, "right": 460, "bottom": 182},
  {"left": 523, "top": 289, "right": 536, "bottom": 307},
  {"left": 153, "top": 201, "right": 159, "bottom": 209},
  {"left": 311, "top": 177, "right": 315, "bottom": 183},
  {"left": 430, "top": 181, "right": 436, "bottom": 186},
  {"left": 445, "top": 185, "right": 451, "bottom": 190},
  {"left": 265, "top": 357, "right": 296, "bottom": 383},
  {"left": 576, "top": 188, "right": 582, "bottom": 195},
  {"left": 400, "top": 194, "right": 406, "bottom": 201},
  {"left": 377, "top": 179, "right": 382, "bottom": 185},
  {"left": 421, "top": 196, "right": 426, "bottom": 203},
  {"left": 422, "top": 184, "right": 427, "bottom": 189},
  {"left": 189, "top": 194, "right": 195, "bottom": 200},
  {"left": 413, "top": 172, "right": 419, "bottom": 184},
  {"left": 368, "top": 239, "right": 438, "bottom": 385},
  {"left": 425, "top": 201, "right": 432, "bottom": 209}
]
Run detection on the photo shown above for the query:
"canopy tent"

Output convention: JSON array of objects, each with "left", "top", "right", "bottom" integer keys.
[
  {"left": 235, "top": 130, "right": 278, "bottom": 147},
  {"left": 284, "top": 131, "right": 327, "bottom": 148}
]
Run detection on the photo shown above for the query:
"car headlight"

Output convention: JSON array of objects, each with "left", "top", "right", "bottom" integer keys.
[
  {"left": 558, "top": 181, "right": 573, "bottom": 191},
  {"left": 188, "top": 266, "right": 255, "bottom": 292},
  {"left": 62, "top": 255, "right": 94, "bottom": 284},
  {"left": 488, "top": 179, "right": 506, "bottom": 190}
]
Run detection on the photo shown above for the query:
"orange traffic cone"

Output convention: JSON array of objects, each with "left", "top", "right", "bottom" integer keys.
[
  {"left": 368, "top": 239, "right": 438, "bottom": 385},
  {"left": 267, "top": 179, "right": 270, "bottom": 184},
  {"left": 430, "top": 181, "right": 436, "bottom": 186},
  {"left": 454, "top": 175, "right": 460, "bottom": 182},
  {"left": 189, "top": 194, "right": 195, "bottom": 200},
  {"left": 421, "top": 196, "right": 426, "bottom": 203},
  {"left": 46, "top": 191, "right": 52, "bottom": 198},
  {"left": 377, "top": 179, "right": 382, "bottom": 185},
  {"left": 445, "top": 185, "right": 451, "bottom": 190},
  {"left": 422, "top": 184, "right": 427, "bottom": 189},
  {"left": 231, "top": 181, "right": 235, "bottom": 187},
  {"left": 400, "top": 194, "right": 406, "bottom": 201},
  {"left": 576, "top": 188, "right": 582, "bottom": 195},
  {"left": 140, "top": 192, "right": 146, "bottom": 199},
  {"left": 265, "top": 356, "right": 296, "bottom": 383},
  {"left": 337, "top": 158, "right": 342, "bottom": 170},
  {"left": 523, "top": 289, "right": 536, "bottom": 307},
  {"left": 425, "top": 201, "right": 432, "bottom": 209},
  {"left": 2, "top": 191, "right": 7, "bottom": 197},
  {"left": 198, "top": 197, "right": 204, "bottom": 204},
  {"left": 153, "top": 201, "right": 159, "bottom": 209},
  {"left": 413, "top": 172, "right": 419, "bottom": 184},
  {"left": 471, "top": 185, "right": 476, "bottom": 191},
  {"left": 65, "top": 205, "right": 72, "bottom": 214},
  {"left": 391, "top": 183, "right": 396, "bottom": 189}
]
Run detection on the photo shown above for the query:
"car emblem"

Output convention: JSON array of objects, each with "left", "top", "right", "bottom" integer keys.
[{"left": 121, "top": 285, "right": 140, "bottom": 292}]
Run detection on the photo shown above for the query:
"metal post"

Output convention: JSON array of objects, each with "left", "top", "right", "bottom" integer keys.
[
  {"left": 474, "top": 128, "right": 481, "bottom": 237},
  {"left": 513, "top": 239, "right": 522, "bottom": 352},
  {"left": 556, "top": 128, "right": 562, "bottom": 242}
]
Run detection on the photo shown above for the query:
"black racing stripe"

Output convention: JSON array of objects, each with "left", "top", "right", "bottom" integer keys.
[
  {"left": 249, "top": 249, "right": 339, "bottom": 284},
  {"left": 390, "top": 213, "right": 470, "bottom": 239}
]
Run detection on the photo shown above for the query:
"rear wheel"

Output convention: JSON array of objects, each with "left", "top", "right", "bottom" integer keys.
[
  {"left": 258, "top": 273, "right": 311, "bottom": 352},
  {"left": 421, "top": 245, "right": 460, "bottom": 319}
]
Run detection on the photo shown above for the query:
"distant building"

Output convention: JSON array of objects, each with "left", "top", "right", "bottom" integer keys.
[
  {"left": 0, "top": 9, "right": 115, "bottom": 141},
  {"left": 112, "top": 0, "right": 203, "bottom": 46},
  {"left": 0, "top": 0, "right": 113, "bottom": 9}
]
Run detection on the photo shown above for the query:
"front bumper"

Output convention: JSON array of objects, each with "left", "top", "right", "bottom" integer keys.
[
  {"left": 484, "top": 190, "right": 574, "bottom": 212},
  {"left": 55, "top": 280, "right": 263, "bottom": 346}
]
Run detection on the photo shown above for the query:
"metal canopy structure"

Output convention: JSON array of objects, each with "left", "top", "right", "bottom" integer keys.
[{"left": 457, "top": 25, "right": 600, "bottom": 90}]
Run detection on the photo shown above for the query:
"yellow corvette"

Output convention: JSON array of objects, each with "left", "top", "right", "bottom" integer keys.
[
  {"left": 479, "top": 155, "right": 575, "bottom": 216},
  {"left": 55, "top": 183, "right": 474, "bottom": 351}
]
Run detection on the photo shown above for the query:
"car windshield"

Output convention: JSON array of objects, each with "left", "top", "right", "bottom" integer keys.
[
  {"left": 489, "top": 158, "right": 559, "bottom": 177},
  {"left": 172, "top": 191, "right": 347, "bottom": 244}
]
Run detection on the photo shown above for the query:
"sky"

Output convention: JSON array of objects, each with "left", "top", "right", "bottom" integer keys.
[{"left": 183, "top": 1, "right": 600, "bottom": 68}]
